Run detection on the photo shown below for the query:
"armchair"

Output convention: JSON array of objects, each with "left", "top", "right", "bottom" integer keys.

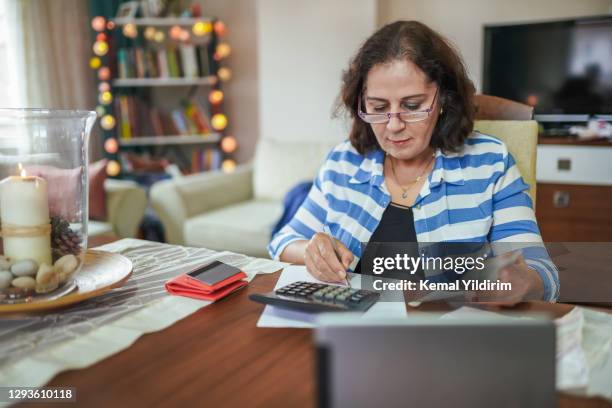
[
  {"left": 150, "top": 138, "right": 339, "bottom": 257},
  {"left": 89, "top": 179, "right": 148, "bottom": 239}
]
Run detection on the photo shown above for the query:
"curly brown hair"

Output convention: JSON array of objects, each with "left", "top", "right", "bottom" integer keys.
[{"left": 337, "top": 21, "right": 475, "bottom": 154}]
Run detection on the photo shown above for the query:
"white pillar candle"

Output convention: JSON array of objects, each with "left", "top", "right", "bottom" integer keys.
[{"left": 0, "top": 172, "right": 52, "bottom": 266}]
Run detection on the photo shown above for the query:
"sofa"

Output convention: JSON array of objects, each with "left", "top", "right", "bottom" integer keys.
[
  {"left": 89, "top": 179, "right": 148, "bottom": 239},
  {"left": 150, "top": 138, "right": 339, "bottom": 258}
]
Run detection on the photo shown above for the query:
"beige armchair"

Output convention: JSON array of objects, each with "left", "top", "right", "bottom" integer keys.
[
  {"left": 89, "top": 179, "right": 148, "bottom": 238},
  {"left": 150, "top": 138, "right": 339, "bottom": 257},
  {"left": 474, "top": 120, "right": 538, "bottom": 206}
]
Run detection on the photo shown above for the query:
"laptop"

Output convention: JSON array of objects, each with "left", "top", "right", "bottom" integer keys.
[{"left": 315, "top": 313, "right": 555, "bottom": 408}]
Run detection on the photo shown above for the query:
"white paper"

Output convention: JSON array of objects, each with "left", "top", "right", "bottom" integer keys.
[{"left": 256, "top": 265, "right": 407, "bottom": 328}]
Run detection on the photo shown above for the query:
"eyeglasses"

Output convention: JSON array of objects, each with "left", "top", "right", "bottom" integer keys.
[{"left": 357, "top": 88, "right": 439, "bottom": 124}]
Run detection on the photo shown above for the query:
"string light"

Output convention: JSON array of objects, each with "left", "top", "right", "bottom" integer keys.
[
  {"left": 214, "top": 21, "right": 227, "bottom": 37},
  {"left": 170, "top": 25, "right": 182, "bottom": 40},
  {"left": 99, "top": 91, "right": 113, "bottom": 105},
  {"left": 106, "top": 160, "right": 121, "bottom": 177},
  {"left": 211, "top": 113, "right": 228, "bottom": 131},
  {"left": 93, "top": 41, "right": 109, "bottom": 56},
  {"left": 98, "top": 67, "right": 111, "bottom": 81},
  {"left": 216, "top": 43, "right": 231, "bottom": 59},
  {"left": 154, "top": 31, "right": 165, "bottom": 43},
  {"left": 193, "top": 21, "right": 213, "bottom": 36},
  {"left": 91, "top": 16, "right": 106, "bottom": 32},
  {"left": 144, "top": 26, "right": 156, "bottom": 41},
  {"left": 104, "top": 138, "right": 119, "bottom": 154},
  {"left": 123, "top": 23, "right": 137, "bottom": 38},
  {"left": 209, "top": 90, "right": 224, "bottom": 104},
  {"left": 98, "top": 82, "right": 110, "bottom": 92},
  {"left": 100, "top": 114, "right": 116, "bottom": 130},
  {"left": 107, "top": 21, "right": 116, "bottom": 30},
  {"left": 89, "top": 57, "right": 102, "bottom": 69},
  {"left": 222, "top": 159, "right": 236, "bottom": 172},
  {"left": 220, "top": 136, "right": 237, "bottom": 153},
  {"left": 179, "top": 29, "right": 190, "bottom": 42},
  {"left": 217, "top": 67, "right": 232, "bottom": 82},
  {"left": 96, "top": 106, "right": 105, "bottom": 116},
  {"left": 96, "top": 33, "right": 107, "bottom": 42}
]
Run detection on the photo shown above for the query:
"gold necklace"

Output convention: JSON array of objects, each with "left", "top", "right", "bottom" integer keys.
[{"left": 389, "top": 152, "right": 436, "bottom": 199}]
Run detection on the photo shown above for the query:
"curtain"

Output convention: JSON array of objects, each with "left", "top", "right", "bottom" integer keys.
[
  {"left": 7, "top": 0, "right": 101, "bottom": 157},
  {"left": 9, "top": 0, "right": 95, "bottom": 109}
]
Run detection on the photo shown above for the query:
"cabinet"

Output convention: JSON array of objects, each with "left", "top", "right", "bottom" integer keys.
[{"left": 536, "top": 140, "right": 612, "bottom": 241}]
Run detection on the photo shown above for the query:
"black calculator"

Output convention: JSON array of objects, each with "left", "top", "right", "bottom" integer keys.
[{"left": 249, "top": 281, "right": 380, "bottom": 313}]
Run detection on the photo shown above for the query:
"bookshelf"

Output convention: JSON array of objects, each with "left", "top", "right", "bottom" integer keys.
[{"left": 88, "top": 5, "right": 236, "bottom": 177}]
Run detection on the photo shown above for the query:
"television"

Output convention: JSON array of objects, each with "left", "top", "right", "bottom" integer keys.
[{"left": 483, "top": 16, "right": 612, "bottom": 122}]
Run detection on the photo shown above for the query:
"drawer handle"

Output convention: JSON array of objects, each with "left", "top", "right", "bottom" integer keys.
[
  {"left": 557, "top": 158, "right": 571, "bottom": 171},
  {"left": 553, "top": 191, "right": 570, "bottom": 208}
]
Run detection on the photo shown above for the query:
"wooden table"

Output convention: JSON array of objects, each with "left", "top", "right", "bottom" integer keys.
[{"left": 25, "top": 271, "right": 612, "bottom": 408}]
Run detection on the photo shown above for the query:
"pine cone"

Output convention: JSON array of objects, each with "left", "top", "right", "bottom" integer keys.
[{"left": 51, "top": 216, "right": 82, "bottom": 260}]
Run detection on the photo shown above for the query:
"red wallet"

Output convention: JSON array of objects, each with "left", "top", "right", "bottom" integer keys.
[{"left": 165, "top": 260, "right": 248, "bottom": 301}]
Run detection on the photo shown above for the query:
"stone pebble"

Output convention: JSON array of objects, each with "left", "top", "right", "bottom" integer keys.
[
  {"left": 10, "top": 259, "right": 39, "bottom": 277},
  {"left": 11, "top": 276, "right": 36, "bottom": 290},
  {"left": 0, "top": 271, "right": 12, "bottom": 289},
  {"left": 54, "top": 255, "right": 79, "bottom": 282},
  {"left": 36, "top": 263, "right": 58, "bottom": 294}
]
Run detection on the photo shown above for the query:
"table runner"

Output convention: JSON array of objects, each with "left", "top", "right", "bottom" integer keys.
[{"left": 0, "top": 239, "right": 287, "bottom": 393}]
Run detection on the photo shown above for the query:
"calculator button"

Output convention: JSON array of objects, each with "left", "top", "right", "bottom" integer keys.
[
  {"left": 313, "top": 291, "right": 325, "bottom": 299},
  {"left": 336, "top": 294, "right": 348, "bottom": 302}
]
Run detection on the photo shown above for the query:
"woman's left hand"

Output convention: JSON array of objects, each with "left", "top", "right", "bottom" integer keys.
[{"left": 472, "top": 254, "right": 544, "bottom": 305}]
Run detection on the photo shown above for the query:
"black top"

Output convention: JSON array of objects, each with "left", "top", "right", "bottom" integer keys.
[{"left": 353, "top": 202, "right": 419, "bottom": 275}]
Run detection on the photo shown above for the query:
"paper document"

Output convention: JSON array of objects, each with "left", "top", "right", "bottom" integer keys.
[{"left": 256, "top": 265, "right": 407, "bottom": 328}]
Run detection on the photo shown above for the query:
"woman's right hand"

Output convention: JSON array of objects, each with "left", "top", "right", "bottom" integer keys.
[{"left": 304, "top": 232, "right": 354, "bottom": 283}]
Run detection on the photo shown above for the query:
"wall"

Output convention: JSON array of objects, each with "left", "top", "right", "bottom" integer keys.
[
  {"left": 377, "top": 0, "right": 612, "bottom": 91},
  {"left": 196, "top": 0, "right": 259, "bottom": 163},
  {"left": 256, "top": 0, "right": 377, "bottom": 143}
]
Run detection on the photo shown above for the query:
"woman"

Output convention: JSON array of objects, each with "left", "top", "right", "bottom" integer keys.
[{"left": 268, "top": 21, "right": 558, "bottom": 302}]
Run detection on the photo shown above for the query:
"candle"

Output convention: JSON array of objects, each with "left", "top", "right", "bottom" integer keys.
[{"left": 0, "top": 165, "right": 52, "bottom": 266}]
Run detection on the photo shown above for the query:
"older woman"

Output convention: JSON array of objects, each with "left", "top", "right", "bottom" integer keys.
[{"left": 268, "top": 21, "right": 558, "bottom": 302}]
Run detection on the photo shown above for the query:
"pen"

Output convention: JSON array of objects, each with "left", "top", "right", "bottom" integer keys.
[{"left": 323, "top": 225, "right": 351, "bottom": 287}]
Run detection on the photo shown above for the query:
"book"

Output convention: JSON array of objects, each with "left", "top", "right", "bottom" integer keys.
[
  {"left": 179, "top": 44, "right": 198, "bottom": 78},
  {"left": 171, "top": 110, "right": 189, "bottom": 135},
  {"left": 184, "top": 101, "right": 210, "bottom": 134},
  {"left": 117, "top": 48, "right": 128, "bottom": 79},
  {"left": 150, "top": 108, "right": 165, "bottom": 136},
  {"left": 167, "top": 46, "right": 180, "bottom": 78},
  {"left": 119, "top": 95, "right": 132, "bottom": 139},
  {"left": 196, "top": 46, "right": 210, "bottom": 77},
  {"left": 157, "top": 48, "right": 169, "bottom": 78},
  {"left": 134, "top": 48, "right": 145, "bottom": 78},
  {"left": 145, "top": 49, "right": 159, "bottom": 78}
]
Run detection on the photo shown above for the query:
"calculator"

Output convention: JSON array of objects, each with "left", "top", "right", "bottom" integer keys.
[{"left": 249, "top": 281, "right": 380, "bottom": 313}]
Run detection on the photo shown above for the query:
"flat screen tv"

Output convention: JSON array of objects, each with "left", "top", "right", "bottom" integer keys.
[{"left": 483, "top": 16, "right": 612, "bottom": 121}]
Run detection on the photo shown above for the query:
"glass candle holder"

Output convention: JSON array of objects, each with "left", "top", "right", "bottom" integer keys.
[{"left": 0, "top": 109, "right": 96, "bottom": 299}]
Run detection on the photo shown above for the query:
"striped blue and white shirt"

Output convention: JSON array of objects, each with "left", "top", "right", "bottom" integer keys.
[{"left": 268, "top": 132, "right": 559, "bottom": 301}]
